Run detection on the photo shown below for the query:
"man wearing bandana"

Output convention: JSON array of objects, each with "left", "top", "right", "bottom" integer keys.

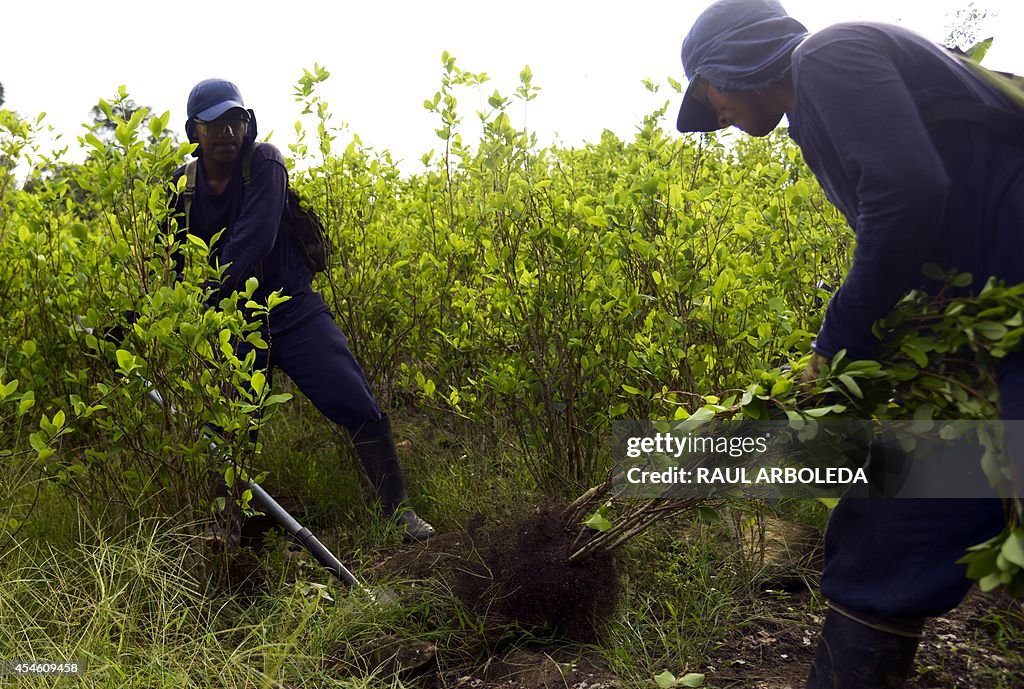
[{"left": 676, "top": 1, "right": 1023, "bottom": 687}]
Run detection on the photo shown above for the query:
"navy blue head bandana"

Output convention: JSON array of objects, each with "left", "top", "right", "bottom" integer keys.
[{"left": 677, "top": 0, "right": 808, "bottom": 132}]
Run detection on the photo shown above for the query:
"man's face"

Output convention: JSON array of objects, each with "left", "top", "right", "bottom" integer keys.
[
  {"left": 704, "top": 83, "right": 784, "bottom": 137},
  {"left": 194, "top": 108, "right": 248, "bottom": 164}
]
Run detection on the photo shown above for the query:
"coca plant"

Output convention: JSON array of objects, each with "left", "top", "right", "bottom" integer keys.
[
  {"left": 288, "top": 57, "right": 851, "bottom": 491},
  {"left": 1, "top": 90, "right": 291, "bottom": 561}
]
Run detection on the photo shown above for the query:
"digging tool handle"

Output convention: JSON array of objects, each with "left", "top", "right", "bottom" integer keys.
[
  {"left": 74, "top": 316, "right": 366, "bottom": 590},
  {"left": 293, "top": 528, "right": 361, "bottom": 588},
  {"left": 245, "top": 480, "right": 361, "bottom": 587}
]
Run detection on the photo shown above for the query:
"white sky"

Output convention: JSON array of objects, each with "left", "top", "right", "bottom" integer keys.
[{"left": 3, "top": 1, "right": 1021, "bottom": 173}]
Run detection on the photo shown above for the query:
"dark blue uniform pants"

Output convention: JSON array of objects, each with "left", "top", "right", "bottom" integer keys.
[
  {"left": 820, "top": 353, "right": 1022, "bottom": 618},
  {"left": 251, "top": 311, "right": 383, "bottom": 433}
]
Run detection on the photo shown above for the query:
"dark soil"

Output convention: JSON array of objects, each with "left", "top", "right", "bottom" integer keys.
[
  {"left": 369, "top": 511, "right": 1022, "bottom": 689},
  {"left": 424, "top": 647, "right": 620, "bottom": 689},
  {"left": 374, "top": 503, "right": 621, "bottom": 643},
  {"left": 910, "top": 589, "right": 1023, "bottom": 688},
  {"left": 702, "top": 588, "right": 1024, "bottom": 689},
  {"left": 345, "top": 585, "right": 1019, "bottom": 689},
  {"left": 228, "top": 505, "right": 1023, "bottom": 688}
]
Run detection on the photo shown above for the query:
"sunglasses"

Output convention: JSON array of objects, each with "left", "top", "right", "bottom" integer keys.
[{"left": 194, "top": 118, "right": 248, "bottom": 137}]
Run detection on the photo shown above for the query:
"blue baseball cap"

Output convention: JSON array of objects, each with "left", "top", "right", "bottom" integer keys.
[
  {"left": 187, "top": 79, "right": 246, "bottom": 122},
  {"left": 677, "top": 0, "right": 807, "bottom": 132}
]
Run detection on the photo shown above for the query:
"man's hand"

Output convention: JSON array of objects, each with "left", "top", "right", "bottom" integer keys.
[{"left": 800, "top": 352, "right": 831, "bottom": 387}]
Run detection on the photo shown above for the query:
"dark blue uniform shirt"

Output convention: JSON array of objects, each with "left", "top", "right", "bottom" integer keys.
[
  {"left": 170, "top": 142, "right": 329, "bottom": 335},
  {"left": 787, "top": 22, "right": 1024, "bottom": 359}
]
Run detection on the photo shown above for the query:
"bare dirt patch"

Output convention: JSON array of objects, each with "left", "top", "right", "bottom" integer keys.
[
  {"left": 252, "top": 508, "right": 1023, "bottom": 688},
  {"left": 425, "top": 647, "right": 621, "bottom": 689},
  {"left": 356, "top": 508, "right": 1023, "bottom": 689},
  {"left": 702, "top": 588, "right": 1023, "bottom": 689},
  {"left": 373, "top": 503, "right": 621, "bottom": 643}
]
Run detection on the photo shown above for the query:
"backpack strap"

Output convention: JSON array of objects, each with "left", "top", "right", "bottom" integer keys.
[
  {"left": 241, "top": 142, "right": 262, "bottom": 186},
  {"left": 182, "top": 159, "right": 198, "bottom": 228},
  {"left": 951, "top": 51, "right": 1024, "bottom": 113},
  {"left": 240, "top": 142, "right": 269, "bottom": 284},
  {"left": 919, "top": 51, "right": 1024, "bottom": 143},
  {"left": 919, "top": 100, "right": 1024, "bottom": 143}
]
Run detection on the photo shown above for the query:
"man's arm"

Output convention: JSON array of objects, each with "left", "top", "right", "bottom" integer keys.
[
  {"left": 216, "top": 144, "right": 289, "bottom": 296},
  {"left": 793, "top": 29, "right": 952, "bottom": 360}
]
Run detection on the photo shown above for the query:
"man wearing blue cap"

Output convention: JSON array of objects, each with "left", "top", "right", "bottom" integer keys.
[
  {"left": 171, "top": 78, "right": 435, "bottom": 542},
  {"left": 677, "top": 1, "right": 1022, "bottom": 687}
]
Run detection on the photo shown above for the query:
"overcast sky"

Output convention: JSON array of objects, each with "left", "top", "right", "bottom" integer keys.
[{"left": 4, "top": 1, "right": 1021, "bottom": 173}]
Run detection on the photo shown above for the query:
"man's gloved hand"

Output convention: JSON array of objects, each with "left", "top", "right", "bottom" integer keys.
[{"left": 800, "top": 352, "right": 831, "bottom": 387}]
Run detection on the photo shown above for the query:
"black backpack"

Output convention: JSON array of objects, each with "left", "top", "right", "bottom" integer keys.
[
  {"left": 920, "top": 48, "right": 1024, "bottom": 143},
  {"left": 182, "top": 142, "right": 331, "bottom": 273}
]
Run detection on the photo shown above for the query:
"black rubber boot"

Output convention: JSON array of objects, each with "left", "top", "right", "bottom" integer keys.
[
  {"left": 805, "top": 604, "right": 924, "bottom": 689},
  {"left": 351, "top": 415, "right": 435, "bottom": 542}
]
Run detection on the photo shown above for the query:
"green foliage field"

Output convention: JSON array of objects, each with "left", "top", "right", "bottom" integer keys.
[
  {"left": 0, "top": 62, "right": 851, "bottom": 524},
  {"left": 1, "top": 61, "right": 1020, "bottom": 687}
]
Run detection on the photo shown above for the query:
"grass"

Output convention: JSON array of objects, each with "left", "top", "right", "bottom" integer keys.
[
  {"left": 2, "top": 390, "right": 1022, "bottom": 689},
  {"left": 0, "top": 513, "right": 460, "bottom": 688},
  {"left": 0, "top": 387, "right": 534, "bottom": 688}
]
